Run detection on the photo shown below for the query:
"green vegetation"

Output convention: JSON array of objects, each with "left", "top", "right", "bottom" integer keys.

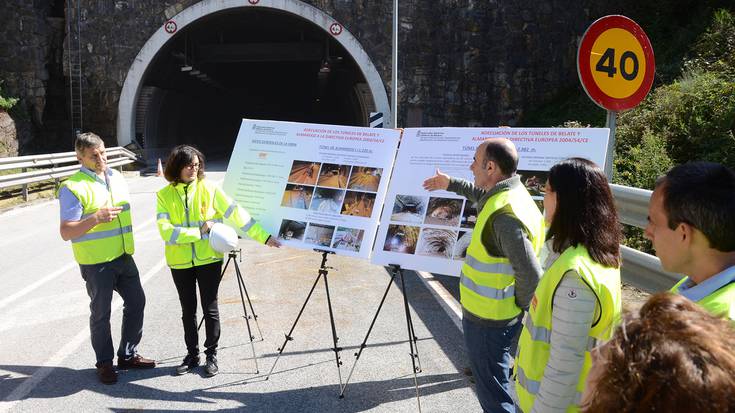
[
  {"left": 522, "top": 7, "right": 735, "bottom": 252},
  {"left": 0, "top": 81, "right": 19, "bottom": 111}
]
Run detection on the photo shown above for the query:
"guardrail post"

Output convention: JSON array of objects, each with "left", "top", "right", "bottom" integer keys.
[{"left": 21, "top": 168, "right": 29, "bottom": 201}]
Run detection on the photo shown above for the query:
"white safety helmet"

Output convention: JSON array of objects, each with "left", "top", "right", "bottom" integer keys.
[{"left": 209, "top": 223, "right": 239, "bottom": 253}]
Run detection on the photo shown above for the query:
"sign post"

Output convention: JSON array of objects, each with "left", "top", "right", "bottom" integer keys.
[{"left": 577, "top": 15, "right": 655, "bottom": 179}]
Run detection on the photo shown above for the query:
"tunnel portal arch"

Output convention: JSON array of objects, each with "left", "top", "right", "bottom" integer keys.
[{"left": 117, "top": 0, "right": 391, "bottom": 152}]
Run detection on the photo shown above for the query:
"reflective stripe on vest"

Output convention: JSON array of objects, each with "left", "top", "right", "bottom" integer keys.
[
  {"left": 165, "top": 219, "right": 224, "bottom": 245},
  {"left": 460, "top": 270, "right": 516, "bottom": 300},
  {"left": 516, "top": 366, "right": 584, "bottom": 406},
  {"left": 81, "top": 203, "right": 130, "bottom": 220},
  {"left": 224, "top": 202, "right": 237, "bottom": 219},
  {"left": 72, "top": 225, "right": 133, "bottom": 243},
  {"left": 515, "top": 245, "right": 621, "bottom": 413},
  {"left": 157, "top": 179, "right": 268, "bottom": 269},
  {"left": 62, "top": 170, "right": 135, "bottom": 265},
  {"left": 241, "top": 218, "right": 256, "bottom": 232},
  {"left": 523, "top": 314, "right": 598, "bottom": 351},
  {"left": 464, "top": 254, "right": 515, "bottom": 274},
  {"left": 459, "top": 185, "right": 544, "bottom": 320},
  {"left": 671, "top": 276, "right": 735, "bottom": 321}
]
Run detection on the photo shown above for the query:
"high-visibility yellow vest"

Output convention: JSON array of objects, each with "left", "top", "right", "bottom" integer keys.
[
  {"left": 60, "top": 169, "right": 135, "bottom": 265},
  {"left": 671, "top": 276, "right": 735, "bottom": 321},
  {"left": 460, "top": 185, "right": 544, "bottom": 320},
  {"left": 156, "top": 178, "right": 270, "bottom": 269},
  {"left": 515, "top": 245, "right": 622, "bottom": 413}
]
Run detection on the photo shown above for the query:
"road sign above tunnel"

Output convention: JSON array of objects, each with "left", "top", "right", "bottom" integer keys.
[{"left": 577, "top": 15, "right": 655, "bottom": 112}]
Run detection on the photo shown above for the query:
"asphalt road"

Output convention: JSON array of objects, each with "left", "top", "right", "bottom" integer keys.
[{"left": 0, "top": 169, "right": 481, "bottom": 412}]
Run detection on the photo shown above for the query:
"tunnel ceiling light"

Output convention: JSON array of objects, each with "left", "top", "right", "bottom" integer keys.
[
  {"left": 189, "top": 70, "right": 201, "bottom": 75},
  {"left": 180, "top": 65, "right": 193, "bottom": 72}
]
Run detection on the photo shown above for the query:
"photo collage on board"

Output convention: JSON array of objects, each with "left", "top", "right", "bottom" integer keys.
[
  {"left": 517, "top": 169, "right": 549, "bottom": 210},
  {"left": 385, "top": 193, "right": 478, "bottom": 260},
  {"left": 278, "top": 160, "right": 383, "bottom": 252}
]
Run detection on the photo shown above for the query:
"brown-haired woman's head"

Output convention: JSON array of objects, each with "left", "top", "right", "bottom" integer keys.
[
  {"left": 164, "top": 145, "right": 205, "bottom": 184},
  {"left": 582, "top": 292, "right": 735, "bottom": 413},
  {"left": 545, "top": 157, "right": 621, "bottom": 267}
]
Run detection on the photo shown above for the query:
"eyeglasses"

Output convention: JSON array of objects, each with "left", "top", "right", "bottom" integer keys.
[{"left": 185, "top": 163, "right": 200, "bottom": 170}]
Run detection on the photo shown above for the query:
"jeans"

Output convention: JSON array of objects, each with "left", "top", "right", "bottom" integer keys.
[
  {"left": 79, "top": 254, "right": 146, "bottom": 364},
  {"left": 171, "top": 261, "right": 222, "bottom": 357},
  {"left": 463, "top": 316, "right": 522, "bottom": 413}
]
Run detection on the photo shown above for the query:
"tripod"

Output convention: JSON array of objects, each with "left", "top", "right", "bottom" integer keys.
[
  {"left": 339, "top": 264, "right": 422, "bottom": 411},
  {"left": 265, "top": 250, "right": 344, "bottom": 395},
  {"left": 197, "top": 249, "right": 263, "bottom": 373}
]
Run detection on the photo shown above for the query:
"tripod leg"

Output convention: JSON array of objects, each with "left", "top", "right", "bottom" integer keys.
[
  {"left": 404, "top": 284, "right": 422, "bottom": 373},
  {"left": 340, "top": 269, "right": 397, "bottom": 398},
  {"left": 237, "top": 265, "right": 264, "bottom": 342},
  {"left": 322, "top": 271, "right": 344, "bottom": 394},
  {"left": 198, "top": 255, "right": 232, "bottom": 332},
  {"left": 265, "top": 272, "right": 322, "bottom": 380},
  {"left": 398, "top": 267, "right": 422, "bottom": 413},
  {"left": 235, "top": 263, "right": 259, "bottom": 374}
]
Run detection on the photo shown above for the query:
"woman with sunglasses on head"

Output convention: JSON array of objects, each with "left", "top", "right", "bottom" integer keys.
[
  {"left": 515, "top": 158, "right": 622, "bottom": 413},
  {"left": 156, "top": 145, "right": 280, "bottom": 377}
]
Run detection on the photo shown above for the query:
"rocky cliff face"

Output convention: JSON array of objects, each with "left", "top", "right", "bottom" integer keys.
[{"left": 0, "top": 111, "right": 18, "bottom": 157}]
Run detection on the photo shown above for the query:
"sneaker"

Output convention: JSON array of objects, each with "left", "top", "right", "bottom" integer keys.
[
  {"left": 204, "top": 354, "right": 218, "bottom": 377},
  {"left": 176, "top": 354, "right": 200, "bottom": 375},
  {"left": 95, "top": 361, "right": 118, "bottom": 385}
]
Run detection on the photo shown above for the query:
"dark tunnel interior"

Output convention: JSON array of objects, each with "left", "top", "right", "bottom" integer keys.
[{"left": 138, "top": 8, "right": 374, "bottom": 161}]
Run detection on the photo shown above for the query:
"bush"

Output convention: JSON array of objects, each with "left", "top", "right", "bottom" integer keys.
[{"left": 0, "top": 81, "right": 18, "bottom": 111}]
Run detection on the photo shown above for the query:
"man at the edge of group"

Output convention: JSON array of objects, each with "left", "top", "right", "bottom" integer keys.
[
  {"left": 58, "top": 132, "right": 155, "bottom": 384},
  {"left": 645, "top": 161, "right": 735, "bottom": 320}
]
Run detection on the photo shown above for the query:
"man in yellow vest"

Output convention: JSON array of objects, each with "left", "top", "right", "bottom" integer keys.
[
  {"left": 423, "top": 139, "right": 544, "bottom": 413},
  {"left": 58, "top": 132, "right": 155, "bottom": 385},
  {"left": 645, "top": 162, "right": 735, "bottom": 320}
]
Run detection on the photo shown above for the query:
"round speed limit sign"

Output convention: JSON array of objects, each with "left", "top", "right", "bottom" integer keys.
[{"left": 577, "top": 15, "right": 655, "bottom": 111}]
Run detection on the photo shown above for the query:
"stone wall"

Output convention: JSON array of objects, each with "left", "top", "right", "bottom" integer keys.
[{"left": 0, "top": 0, "right": 613, "bottom": 153}]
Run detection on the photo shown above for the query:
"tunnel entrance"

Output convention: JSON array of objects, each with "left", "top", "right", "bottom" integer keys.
[{"left": 128, "top": 5, "right": 381, "bottom": 161}]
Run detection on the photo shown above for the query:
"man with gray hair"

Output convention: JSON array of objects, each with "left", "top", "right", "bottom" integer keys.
[{"left": 58, "top": 132, "right": 155, "bottom": 384}]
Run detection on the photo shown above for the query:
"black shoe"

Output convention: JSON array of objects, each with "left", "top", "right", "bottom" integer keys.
[
  {"left": 176, "top": 354, "right": 200, "bottom": 375},
  {"left": 205, "top": 354, "right": 218, "bottom": 377}
]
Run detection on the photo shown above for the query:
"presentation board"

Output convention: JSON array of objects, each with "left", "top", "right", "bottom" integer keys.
[
  {"left": 370, "top": 127, "right": 610, "bottom": 276},
  {"left": 223, "top": 119, "right": 401, "bottom": 258}
]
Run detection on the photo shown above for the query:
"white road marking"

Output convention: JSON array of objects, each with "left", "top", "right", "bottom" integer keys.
[
  {"left": 0, "top": 216, "right": 158, "bottom": 312},
  {"left": 415, "top": 270, "right": 463, "bottom": 332},
  {"left": 0, "top": 258, "right": 167, "bottom": 412},
  {"left": 0, "top": 261, "right": 77, "bottom": 311}
]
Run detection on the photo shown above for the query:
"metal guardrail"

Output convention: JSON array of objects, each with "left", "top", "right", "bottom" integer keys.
[
  {"left": 610, "top": 184, "right": 680, "bottom": 293},
  {"left": 0, "top": 148, "right": 676, "bottom": 292},
  {"left": 0, "top": 147, "right": 139, "bottom": 198}
]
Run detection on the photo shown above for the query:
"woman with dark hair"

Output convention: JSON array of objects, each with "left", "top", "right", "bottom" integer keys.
[
  {"left": 515, "top": 158, "right": 622, "bottom": 413},
  {"left": 582, "top": 292, "right": 735, "bottom": 412},
  {"left": 156, "top": 145, "right": 280, "bottom": 377}
]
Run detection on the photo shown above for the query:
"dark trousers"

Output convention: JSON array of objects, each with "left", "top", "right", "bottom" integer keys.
[
  {"left": 463, "top": 316, "right": 522, "bottom": 413},
  {"left": 171, "top": 261, "right": 223, "bottom": 357},
  {"left": 79, "top": 254, "right": 146, "bottom": 364}
]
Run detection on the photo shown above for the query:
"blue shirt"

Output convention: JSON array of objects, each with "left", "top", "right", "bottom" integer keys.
[
  {"left": 676, "top": 265, "right": 735, "bottom": 302},
  {"left": 58, "top": 167, "right": 113, "bottom": 222}
]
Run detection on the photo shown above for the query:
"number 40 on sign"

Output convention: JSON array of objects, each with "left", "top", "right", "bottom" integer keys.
[{"left": 577, "top": 15, "right": 655, "bottom": 112}]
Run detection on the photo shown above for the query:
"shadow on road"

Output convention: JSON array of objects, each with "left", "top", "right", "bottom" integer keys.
[{"left": 0, "top": 363, "right": 465, "bottom": 412}]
